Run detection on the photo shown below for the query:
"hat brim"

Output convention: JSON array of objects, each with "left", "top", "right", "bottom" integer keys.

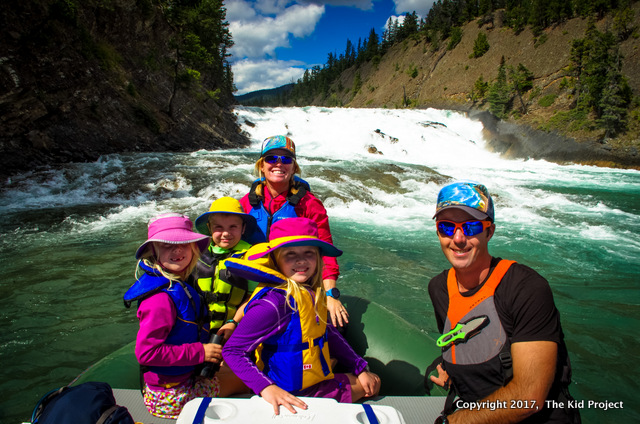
[
  {"left": 224, "top": 256, "right": 288, "bottom": 285},
  {"left": 194, "top": 211, "right": 257, "bottom": 237},
  {"left": 248, "top": 235, "right": 342, "bottom": 260},
  {"left": 261, "top": 148, "right": 296, "bottom": 159},
  {"left": 135, "top": 235, "right": 210, "bottom": 259},
  {"left": 433, "top": 205, "right": 492, "bottom": 221}
]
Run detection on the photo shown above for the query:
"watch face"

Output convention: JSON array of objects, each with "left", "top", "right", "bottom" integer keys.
[{"left": 328, "top": 288, "right": 340, "bottom": 298}]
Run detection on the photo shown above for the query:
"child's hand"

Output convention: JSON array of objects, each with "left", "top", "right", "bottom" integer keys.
[
  {"left": 203, "top": 342, "right": 223, "bottom": 364},
  {"left": 357, "top": 371, "right": 381, "bottom": 398},
  {"left": 217, "top": 322, "right": 236, "bottom": 342},
  {"left": 260, "top": 384, "right": 308, "bottom": 415}
]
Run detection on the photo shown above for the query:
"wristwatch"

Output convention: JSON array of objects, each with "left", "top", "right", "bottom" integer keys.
[
  {"left": 434, "top": 415, "right": 449, "bottom": 424},
  {"left": 326, "top": 288, "right": 341, "bottom": 299}
]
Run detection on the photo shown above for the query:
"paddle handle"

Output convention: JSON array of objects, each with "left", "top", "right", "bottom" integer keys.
[{"left": 200, "top": 333, "right": 224, "bottom": 377}]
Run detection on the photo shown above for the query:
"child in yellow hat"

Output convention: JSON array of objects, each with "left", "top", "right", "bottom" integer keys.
[{"left": 194, "top": 197, "right": 258, "bottom": 338}]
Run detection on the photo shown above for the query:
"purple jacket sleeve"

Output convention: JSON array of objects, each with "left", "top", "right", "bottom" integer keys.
[
  {"left": 222, "top": 289, "right": 290, "bottom": 395},
  {"left": 135, "top": 292, "right": 205, "bottom": 369},
  {"left": 326, "top": 325, "right": 369, "bottom": 375}
]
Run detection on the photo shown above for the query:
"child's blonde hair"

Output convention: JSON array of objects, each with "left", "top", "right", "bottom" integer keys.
[
  {"left": 137, "top": 242, "right": 201, "bottom": 283},
  {"left": 273, "top": 247, "right": 326, "bottom": 323}
]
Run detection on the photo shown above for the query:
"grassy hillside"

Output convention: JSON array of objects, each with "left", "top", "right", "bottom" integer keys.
[{"left": 248, "top": 5, "right": 640, "bottom": 168}]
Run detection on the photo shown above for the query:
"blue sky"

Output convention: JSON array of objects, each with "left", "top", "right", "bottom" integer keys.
[{"left": 227, "top": 0, "right": 436, "bottom": 95}]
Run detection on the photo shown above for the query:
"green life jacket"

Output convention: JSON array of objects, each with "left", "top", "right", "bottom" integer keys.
[{"left": 195, "top": 240, "right": 255, "bottom": 332}]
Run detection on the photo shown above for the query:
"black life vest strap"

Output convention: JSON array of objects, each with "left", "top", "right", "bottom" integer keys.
[
  {"left": 424, "top": 356, "right": 457, "bottom": 417},
  {"left": 218, "top": 268, "right": 249, "bottom": 291},
  {"left": 248, "top": 179, "right": 264, "bottom": 208},
  {"left": 424, "top": 355, "right": 449, "bottom": 394},
  {"left": 287, "top": 181, "right": 308, "bottom": 206},
  {"left": 248, "top": 178, "right": 310, "bottom": 209},
  {"left": 499, "top": 348, "right": 514, "bottom": 385}
]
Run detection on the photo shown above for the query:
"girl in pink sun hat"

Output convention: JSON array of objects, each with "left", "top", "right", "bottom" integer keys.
[
  {"left": 222, "top": 217, "right": 381, "bottom": 415},
  {"left": 124, "top": 213, "right": 247, "bottom": 419}
]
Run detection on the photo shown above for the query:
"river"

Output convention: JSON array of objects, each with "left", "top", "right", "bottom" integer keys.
[{"left": 1, "top": 106, "right": 638, "bottom": 423}]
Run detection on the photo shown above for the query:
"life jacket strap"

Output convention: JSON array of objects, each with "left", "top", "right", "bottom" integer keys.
[
  {"left": 424, "top": 355, "right": 449, "bottom": 394},
  {"left": 248, "top": 177, "right": 310, "bottom": 209}
]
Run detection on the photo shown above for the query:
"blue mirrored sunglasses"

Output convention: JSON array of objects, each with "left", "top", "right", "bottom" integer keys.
[
  {"left": 436, "top": 220, "right": 492, "bottom": 237},
  {"left": 264, "top": 155, "right": 294, "bottom": 165}
]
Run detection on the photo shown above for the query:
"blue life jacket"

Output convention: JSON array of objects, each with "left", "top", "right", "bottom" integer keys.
[
  {"left": 246, "top": 176, "right": 310, "bottom": 244},
  {"left": 124, "top": 262, "right": 210, "bottom": 376},
  {"left": 245, "top": 284, "right": 333, "bottom": 392}
]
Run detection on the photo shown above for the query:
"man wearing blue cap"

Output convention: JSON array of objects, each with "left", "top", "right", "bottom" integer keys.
[{"left": 427, "top": 181, "right": 579, "bottom": 424}]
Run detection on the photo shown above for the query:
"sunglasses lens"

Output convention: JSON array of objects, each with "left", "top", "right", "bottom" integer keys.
[
  {"left": 437, "top": 222, "right": 456, "bottom": 237},
  {"left": 264, "top": 155, "right": 293, "bottom": 165},
  {"left": 462, "top": 221, "right": 485, "bottom": 236},
  {"left": 437, "top": 221, "right": 488, "bottom": 237}
]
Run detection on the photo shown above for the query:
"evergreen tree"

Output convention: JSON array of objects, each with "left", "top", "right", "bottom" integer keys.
[
  {"left": 509, "top": 63, "right": 534, "bottom": 113},
  {"left": 597, "top": 61, "right": 632, "bottom": 137},
  {"left": 160, "top": 0, "right": 234, "bottom": 105},
  {"left": 569, "top": 20, "right": 632, "bottom": 132},
  {"left": 471, "top": 75, "right": 490, "bottom": 102},
  {"left": 447, "top": 26, "right": 463, "bottom": 50},
  {"left": 470, "top": 32, "right": 490, "bottom": 58},
  {"left": 366, "top": 28, "right": 380, "bottom": 61},
  {"left": 613, "top": 6, "right": 636, "bottom": 41},
  {"left": 400, "top": 12, "right": 419, "bottom": 39},
  {"left": 487, "top": 57, "right": 511, "bottom": 118},
  {"left": 353, "top": 71, "right": 362, "bottom": 94}
]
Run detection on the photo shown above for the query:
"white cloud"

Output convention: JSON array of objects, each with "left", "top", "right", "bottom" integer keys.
[
  {"left": 227, "top": 0, "right": 326, "bottom": 93},
  {"left": 300, "top": 0, "right": 374, "bottom": 10},
  {"left": 393, "top": 0, "right": 435, "bottom": 16},
  {"left": 226, "top": 0, "right": 258, "bottom": 20},
  {"left": 233, "top": 59, "right": 307, "bottom": 95},
  {"left": 228, "top": 1, "right": 325, "bottom": 59}
]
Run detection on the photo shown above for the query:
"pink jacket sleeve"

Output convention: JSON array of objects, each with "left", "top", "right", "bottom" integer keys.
[{"left": 135, "top": 292, "right": 205, "bottom": 367}]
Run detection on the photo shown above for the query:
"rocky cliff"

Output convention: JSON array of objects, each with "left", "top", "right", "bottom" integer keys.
[{"left": 0, "top": 0, "right": 248, "bottom": 179}]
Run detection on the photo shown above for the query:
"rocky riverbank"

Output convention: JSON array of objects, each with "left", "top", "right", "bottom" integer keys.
[{"left": 0, "top": 0, "right": 249, "bottom": 180}]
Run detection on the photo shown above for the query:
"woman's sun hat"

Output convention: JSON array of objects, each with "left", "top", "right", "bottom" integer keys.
[
  {"left": 135, "top": 213, "right": 210, "bottom": 259},
  {"left": 261, "top": 135, "right": 296, "bottom": 158},
  {"left": 194, "top": 197, "right": 257, "bottom": 236},
  {"left": 248, "top": 217, "right": 342, "bottom": 260}
]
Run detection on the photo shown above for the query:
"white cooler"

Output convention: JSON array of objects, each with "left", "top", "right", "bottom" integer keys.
[{"left": 177, "top": 396, "right": 406, "bottom": 424}]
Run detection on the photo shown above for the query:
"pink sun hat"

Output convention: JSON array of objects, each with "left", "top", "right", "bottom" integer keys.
[
  {"left": 247, "top": 217, "right": 342, "bottom": 260},
  {"left": 135, "top": 213, "right": 210, "bottom": 259}
]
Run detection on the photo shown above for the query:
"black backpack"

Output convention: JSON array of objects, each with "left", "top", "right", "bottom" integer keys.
[{"left": 31, "top": 381, "right": 134, "bottom": 424}]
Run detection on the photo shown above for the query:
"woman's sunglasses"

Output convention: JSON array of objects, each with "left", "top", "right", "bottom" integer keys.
[
  {"left": 264, "top": 155, "right": 294, "bottom": 165},
  {"left": 436, "top": 220, "right": 492, "bottom": 237}
]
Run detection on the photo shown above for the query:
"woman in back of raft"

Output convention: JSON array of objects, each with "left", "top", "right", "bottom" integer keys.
[{"left": 239, "top": 135, "right": 348, "bottom": 329}]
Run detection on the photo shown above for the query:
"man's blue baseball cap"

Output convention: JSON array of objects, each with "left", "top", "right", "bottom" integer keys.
[{"left": 433, "top": 181, "right": 495, "bottom": 222}]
